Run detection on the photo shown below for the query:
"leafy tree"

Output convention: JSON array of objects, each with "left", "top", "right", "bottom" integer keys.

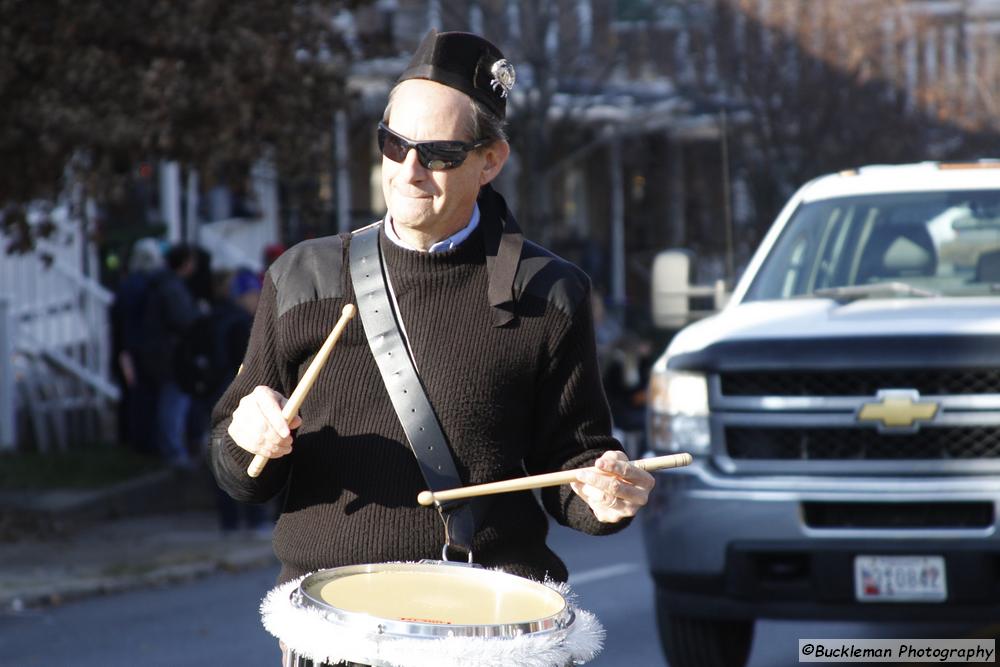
[
  {"left": 0, "top": 0, "right": 363, "bottom": 251},
  {"left": 682, "top": 0, "right": 997, "bottom": 238}
]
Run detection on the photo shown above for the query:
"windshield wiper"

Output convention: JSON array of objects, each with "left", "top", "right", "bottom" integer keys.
[{"left": 809, "top": 281, "right": 941, "bottom": 302}]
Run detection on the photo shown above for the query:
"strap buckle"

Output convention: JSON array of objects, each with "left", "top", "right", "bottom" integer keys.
[{"left": 441, "top": 542, "right": 474, "bottom": 563}]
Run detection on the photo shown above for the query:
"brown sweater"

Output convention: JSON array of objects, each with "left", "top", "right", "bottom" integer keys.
[{"left": 210, "top": 219, "right": 627, "bottom": 585}]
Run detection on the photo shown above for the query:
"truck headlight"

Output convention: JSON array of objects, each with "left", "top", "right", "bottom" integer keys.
[{"left": 647, "top": 364, "right": 710, "bottom": 455}]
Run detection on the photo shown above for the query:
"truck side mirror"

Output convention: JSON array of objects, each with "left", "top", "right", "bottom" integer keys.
[{"left": 651, "top": 249, "right": 695, "bottom": 330}]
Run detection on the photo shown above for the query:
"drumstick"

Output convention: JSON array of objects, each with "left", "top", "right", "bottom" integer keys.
[
  {"left": 246, "top": 304, "right": 356, "bottom": 478},
  {"left": 416, "top": 452, "right": 693, "bottom": 506}
]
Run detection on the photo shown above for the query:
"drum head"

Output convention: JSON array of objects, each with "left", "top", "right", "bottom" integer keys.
[{"left": 295, "top": 562, "right": 573, "bottom": 639}]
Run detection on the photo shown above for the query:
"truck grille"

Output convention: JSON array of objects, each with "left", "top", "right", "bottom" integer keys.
[
  {"left": 802, "top": 501, "right": 995, "bottom": 529},
  {"left": 726, "top": 426, "right": 1000, "bottom": 460},
  {"left": 720, "top": 369, "right": 1000, "bottom": 397}
]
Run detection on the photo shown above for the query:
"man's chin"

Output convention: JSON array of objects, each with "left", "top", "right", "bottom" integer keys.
[{"left": 389, "top": 203, "right": 435, "bottom": 228}]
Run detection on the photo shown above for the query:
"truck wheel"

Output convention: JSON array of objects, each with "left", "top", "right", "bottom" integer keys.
[{"left": 655, "top": 601, "right": 754, "bottom": 667}]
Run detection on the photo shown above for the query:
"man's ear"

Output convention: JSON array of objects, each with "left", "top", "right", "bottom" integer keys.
[{"left": 479, "top": 140, "right": 510, "bottom": 186}]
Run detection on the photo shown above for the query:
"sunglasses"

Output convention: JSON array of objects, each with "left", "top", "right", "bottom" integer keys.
[{"left": 377, "top": 121, "right": 488, "bottom": 171}]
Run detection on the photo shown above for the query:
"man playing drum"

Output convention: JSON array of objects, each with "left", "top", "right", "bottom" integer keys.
[{"left": 210, "top": 29, "right": 654, "bottom": 604}]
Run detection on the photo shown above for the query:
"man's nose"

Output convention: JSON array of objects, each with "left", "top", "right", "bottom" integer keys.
[{"left": 398, "top": 147, "right": 426, "bottom": 181}]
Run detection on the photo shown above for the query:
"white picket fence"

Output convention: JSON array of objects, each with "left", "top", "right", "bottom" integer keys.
[
  {"left": 0, "top": 203, "right": 119, "bottom": 452},
  {"left": 0, "top": 157, "right": 284, "bottom": 453}
]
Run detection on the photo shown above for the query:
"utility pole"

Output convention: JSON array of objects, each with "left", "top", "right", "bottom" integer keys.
[
  {"left": 185, "top": 168, "right": 199, "bottom": 243},
  {"left": 334, "top": 110, "right": 352, "bottom": 235},
  {"left": 160, "top": 161, "right": 182, "bottom": 243},
  {"left": 609, "top": 135, "right": 626, "bottom": 320},
  {"left": 720, "top": 109, "right": 735, "bottom": 285},
  {"left": 0, "top": 299, "right": 14, "bottom": 450}
]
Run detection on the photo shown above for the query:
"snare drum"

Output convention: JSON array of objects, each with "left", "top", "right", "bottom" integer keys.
[{"left": 261, "top": 561, "right": 604, "bottom": 667}]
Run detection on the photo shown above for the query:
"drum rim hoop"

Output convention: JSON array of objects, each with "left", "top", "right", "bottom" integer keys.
[{"left": 294, "top": 562, "right": 575, "bottom": 640}]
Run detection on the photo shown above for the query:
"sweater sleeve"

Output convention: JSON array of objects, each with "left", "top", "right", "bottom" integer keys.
[
  {"left": 209, "top": 271, "right": 293, "bottom": 503},
  {"left": 525, "top": 283, "right": 633, "bottom": 536}
]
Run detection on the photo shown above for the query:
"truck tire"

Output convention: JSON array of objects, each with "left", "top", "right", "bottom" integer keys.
[{"left": 655, "top": 597, "right": 754, "bottom": 667}]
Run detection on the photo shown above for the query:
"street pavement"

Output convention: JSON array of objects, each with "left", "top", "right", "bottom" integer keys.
[
  {"left": 0, "top": 469, "right": 277, "bottom": 612},
  {"left": 0, "top": 474, "right": 986, "bottom": 666},
  {"left": 0, "top": 510, "right": 276, "bottom": 612},
  {"left": 0, "top": 472, "right": 664, "bottom": 665}
]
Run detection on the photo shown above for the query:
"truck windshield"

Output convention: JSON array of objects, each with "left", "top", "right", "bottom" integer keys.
[{"left": 743, "top": 190, "right": 1000, "bottom": 301}]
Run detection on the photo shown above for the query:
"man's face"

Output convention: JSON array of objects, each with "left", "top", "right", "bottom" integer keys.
[{"left": 381, "top": 79, "right": 504, "bottom": 245}]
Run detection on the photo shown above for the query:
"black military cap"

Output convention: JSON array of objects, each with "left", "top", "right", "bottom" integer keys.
[{"left": 397, "top": 30, "right": 515, "bottom": 120}]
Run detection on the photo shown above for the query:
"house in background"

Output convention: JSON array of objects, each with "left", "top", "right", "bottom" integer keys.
[{"left": 4, "top": 0, "right": 1000, "bottom": 451}]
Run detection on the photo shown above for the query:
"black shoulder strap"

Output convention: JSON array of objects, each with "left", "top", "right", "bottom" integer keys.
[{"left": 348, "top": 223, "right": 479, "bottom": 561}]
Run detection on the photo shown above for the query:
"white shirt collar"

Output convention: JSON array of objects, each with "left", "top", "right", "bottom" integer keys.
[{"left": 385, "top": 204, "right": 480, "bottom": 253}]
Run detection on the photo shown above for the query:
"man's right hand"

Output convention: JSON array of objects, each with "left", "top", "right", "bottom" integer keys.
[{"left": 227, "top": 386, "right": 302, "bottom": 460}]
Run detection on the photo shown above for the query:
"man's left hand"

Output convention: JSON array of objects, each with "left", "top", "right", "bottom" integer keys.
[{"left": 570, "top": 450, "right": 655, "bottom": 523}]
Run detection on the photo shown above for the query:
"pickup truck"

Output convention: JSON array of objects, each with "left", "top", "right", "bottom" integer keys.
[{"left": 642, "top": 161, "right": 1000, "bottom": 667}]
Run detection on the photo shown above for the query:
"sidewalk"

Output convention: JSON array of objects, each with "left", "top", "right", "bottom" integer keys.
[{"left": 0, "top": 467, "right": 277, "bottom": 611}]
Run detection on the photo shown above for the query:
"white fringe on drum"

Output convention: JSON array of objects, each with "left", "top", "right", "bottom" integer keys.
[{"left": 260, "top": 574, "right": 605, "bottom": 667}]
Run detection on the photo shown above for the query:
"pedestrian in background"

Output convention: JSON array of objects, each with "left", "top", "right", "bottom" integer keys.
[
  {"left": 140, "top": 243, "right": 201, "bottom": 468},
  {"left": 110, "top": 237, "right": 163, "bottom": 455},
  {"left": 198, "top": 268, "right": 271, "bottom": 535}
]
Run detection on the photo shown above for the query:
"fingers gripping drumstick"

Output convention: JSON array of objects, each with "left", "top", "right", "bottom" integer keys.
[
  {"left": 416, "top": 453, "right": 692, "bottom": 506},
  {"left": 246, "top": 304, "right": 356, "bottom": 478}
]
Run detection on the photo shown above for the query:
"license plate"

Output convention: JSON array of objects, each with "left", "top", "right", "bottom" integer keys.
[{"left": 854, "top": 555, "right": 946, "bottom": 602}]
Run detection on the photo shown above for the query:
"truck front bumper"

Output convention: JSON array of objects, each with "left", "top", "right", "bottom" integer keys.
[{"left": 641, "top": 459, "right": 1000, "bottom": 621}]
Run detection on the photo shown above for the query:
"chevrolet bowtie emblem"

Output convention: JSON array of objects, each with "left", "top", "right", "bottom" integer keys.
[{"left": 857, "top": 389, "right": 939, "bottom": 432}]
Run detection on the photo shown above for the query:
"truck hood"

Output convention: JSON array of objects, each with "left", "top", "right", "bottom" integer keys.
[{"left": 666, "top": 297, "right": 1000, "bottom": 371}]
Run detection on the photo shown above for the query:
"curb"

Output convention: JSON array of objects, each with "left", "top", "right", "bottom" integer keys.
[
  {"left": 1, "top": 544, "right": 276, "bottom": 611},
  {"left": 0, "top": 467, "right": 217, "bottom": 541},
  {"left": 0, "top": 467, "right": 216, "bottom": 517},
  {"left": 0, "top": 466, "right": 276, "bottom": 613}
]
